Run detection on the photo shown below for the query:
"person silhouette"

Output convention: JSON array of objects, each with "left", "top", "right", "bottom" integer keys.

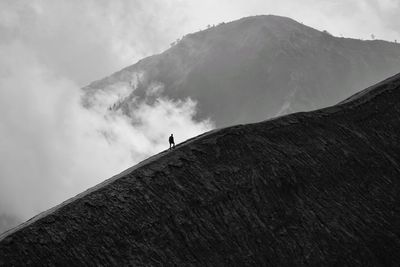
[{"left": 169, "top": 134, "right": 175, "bottom": 150}]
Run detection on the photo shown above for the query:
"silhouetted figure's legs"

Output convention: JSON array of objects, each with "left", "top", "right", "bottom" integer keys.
[{"left": 169, "top": 142, "right": 175, "bottom": 150}]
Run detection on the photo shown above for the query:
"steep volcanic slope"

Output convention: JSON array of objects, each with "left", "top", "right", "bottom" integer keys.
[
  {"left": 1, "top": 74, "right": 400, "bottom": 265},
  {"left": 83, "top": 15, "right": 400, "bottom": 127}
]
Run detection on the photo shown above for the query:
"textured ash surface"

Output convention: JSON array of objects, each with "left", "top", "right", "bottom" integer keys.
[{"left": 1, "top": 74, "right": 400, "bottom": 266}]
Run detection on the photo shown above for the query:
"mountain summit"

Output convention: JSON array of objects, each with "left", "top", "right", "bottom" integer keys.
[
  {"left": 83, "top": 15, "right": 400, "bottom": 127},
  {"left": 1, "top": 73, "right": 400, "bottom": 265}
]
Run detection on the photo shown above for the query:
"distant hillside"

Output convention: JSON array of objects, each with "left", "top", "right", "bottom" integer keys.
[
  {"left": 83, "top": 15, "right": 400, "bottom": 127},
  {"left": 1, "top": 73, "right": 400, "bottom": 265}
]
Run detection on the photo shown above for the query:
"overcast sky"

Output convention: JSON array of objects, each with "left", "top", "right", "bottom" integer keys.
[
  {"left": 0, "top": 0, "right": 400, "bottom": 224},
  {"left": 1, "top": 0, "right": 399, "bottom": 86}
]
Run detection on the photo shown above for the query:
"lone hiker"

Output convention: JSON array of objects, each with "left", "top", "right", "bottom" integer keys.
[{"left": 169, "top": 134, "right": 175, "bottom": 150}]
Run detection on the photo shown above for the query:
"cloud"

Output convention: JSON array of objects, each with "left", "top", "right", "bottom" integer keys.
[
  {"left": 0, "top": 41, "right": 212, "bottom": 222},
  {"left": 0, "top": 0, "right": 191, "bottom": 86},
  {"left": 1, "top": 0, "right": 399, "bottom": 87}
]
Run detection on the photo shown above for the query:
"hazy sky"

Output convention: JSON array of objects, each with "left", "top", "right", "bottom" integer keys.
[
  {"left": 1, "top": 0, "right": 399, "bottom": 86},
  {"left": 0, "top": 0, "right": 399, "bottom": 224}
]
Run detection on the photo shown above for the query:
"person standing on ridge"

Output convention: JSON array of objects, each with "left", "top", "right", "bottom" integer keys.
[{"left": 169, "top": 134, "right": 175, "bottom": 150}]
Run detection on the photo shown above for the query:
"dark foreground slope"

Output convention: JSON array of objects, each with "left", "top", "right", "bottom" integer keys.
[{"left": 1, "top": 74, "right": 400, "bottom": 266}]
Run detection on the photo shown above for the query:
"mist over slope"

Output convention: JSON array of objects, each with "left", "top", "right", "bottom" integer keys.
[
  {"left": 84, "top": 15, "right": 400, "bottom": 127},
  {"left": 1, "top": 73, "right": 400, "bottom": 265}
]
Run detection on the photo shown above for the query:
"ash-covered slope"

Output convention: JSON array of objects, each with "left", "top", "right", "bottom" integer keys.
[
  {"left": 2, "top": 74, "right": 400, "bottom": 266},
  {"left": 83, "top": 15, "right": 400, "bottom": 127}
]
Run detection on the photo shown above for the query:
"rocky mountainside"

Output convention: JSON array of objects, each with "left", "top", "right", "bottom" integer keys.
[
  {"left": 1, "top": 73, "right": 400, "bottom": 265},
  {"left": 83, "top": 15, "right": 400, "bottom": 127}
]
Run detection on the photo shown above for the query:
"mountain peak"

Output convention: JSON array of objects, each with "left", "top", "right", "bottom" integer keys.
[
  {"left": 179, "top": 15, "right": 317, "bottom": 48},
  {"left": 231, "top": 14, "right": 307, "bottom": 28},
  {"left": 83, "top": 15, "right": 400, "bottom": 128}
]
